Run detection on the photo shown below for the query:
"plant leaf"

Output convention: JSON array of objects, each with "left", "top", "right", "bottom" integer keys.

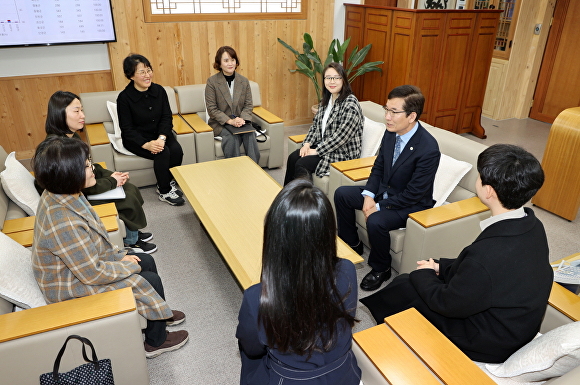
[
  {"left": 277, "top": 38, "right": 300, "bottom": 56},
  {"left": 304, "top": 33, "right": 314, "bottom": 50},
  {"left": 350, "top": 44, "right": 372, "bottom": 68}
]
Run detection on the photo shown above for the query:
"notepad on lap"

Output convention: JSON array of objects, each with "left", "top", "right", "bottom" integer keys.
[{"left": 87, "top": 186, "right": 126, "bottom": 200}]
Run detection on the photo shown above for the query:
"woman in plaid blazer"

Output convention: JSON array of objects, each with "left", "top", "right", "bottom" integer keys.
[
  {"left": 31, "top": 136, "right": 188, "bottom": 358},
  {"left": 284, "top": 63, "right": 364, "bottom": 185}
]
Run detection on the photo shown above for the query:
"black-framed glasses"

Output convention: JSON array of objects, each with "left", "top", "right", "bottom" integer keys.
[
  {"left": 86, "top": 158, "right": 94, "bottom": 171},
  {"left": 324, "top": 76, "right": 342, "bottom": 82},
  {"left": 383, "top": 106, "right": 407, "bottom": 117}
]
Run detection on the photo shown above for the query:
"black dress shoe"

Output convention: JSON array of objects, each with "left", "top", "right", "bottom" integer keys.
[
  {"left": 350, "top": 241, "right": 364, "bottom": 256},
  {"left": 360, "top": 269, "right": 391, "bottom": 291}
]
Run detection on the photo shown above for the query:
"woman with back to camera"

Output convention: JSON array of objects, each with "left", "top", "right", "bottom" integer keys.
[
  {"left": 205, "top": 46, "right": 260, "bottom": 164},
  {"left": 236, "top": 179, "right": 361, "bottom": 384},
  {"left": 284, "top": 62, "right": 363, "bottom": 185},
  {"left": 41, "top": 90, "right": 156, "bottom": 253},
  {"left": 31, "top": 136, "right": 188, "bottom": 358},
  {"left": 117, "top": 53, "right": 185, "bottom": 206}
]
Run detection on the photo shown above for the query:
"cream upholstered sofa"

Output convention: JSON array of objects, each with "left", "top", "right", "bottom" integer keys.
[
  {"left": 0, "top": 146, "right": 125, "bottom": 249},
  {"left": 80, "top": 87, "right": 197, "bottom": 188},
  {"left": 173, "top": 81, "right": 285, "bottom": 169},
  {"left": 329, "top": 101, "right": 491, "bottom": 274},
  {"left": 0, "top": 287, "right": 149, "bottom": 385},
  {"left": 354, "top": 283, "right": 580, "bottom": 385}
]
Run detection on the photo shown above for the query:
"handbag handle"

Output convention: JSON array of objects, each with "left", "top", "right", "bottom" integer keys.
[{"left": 51, "top": 335, "right": 100, "bottom": 381}]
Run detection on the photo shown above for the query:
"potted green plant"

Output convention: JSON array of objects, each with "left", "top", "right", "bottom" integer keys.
[{"left": 278, "top": 33, "right": 383, "bottom": 113}]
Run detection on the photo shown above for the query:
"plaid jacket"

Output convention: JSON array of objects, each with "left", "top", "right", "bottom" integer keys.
[
  {"left": 32, "top": 191, "right": 172, "bottom": 321},
  {"left": 304, "top": 94, "right": 364, "bottom": 177}
]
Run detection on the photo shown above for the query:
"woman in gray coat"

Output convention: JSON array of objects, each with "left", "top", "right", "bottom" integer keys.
[{"left": 205, "top": 46, "right": 260, "bottom": 164}]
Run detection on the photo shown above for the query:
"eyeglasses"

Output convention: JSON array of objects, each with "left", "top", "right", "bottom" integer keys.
[
  {"left": 135, "top": 68, "right": 153, "bottom": 77},
  {"left": 324, "top": 76, "right": 342, "bottom": 82},
  {"left": 86, "top": 159, "right": 94, "bottom": 171},
  {"left": 383, "top": 106, "right": 407, "bottom": 117}
]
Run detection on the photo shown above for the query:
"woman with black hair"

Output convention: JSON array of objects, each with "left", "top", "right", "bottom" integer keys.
[
  {"left": 284, "top": 62, "right": 364, "bottom": 185},
  {"left": 32, "top": 136, "right": 188, "bottom": 358},
  {"left": 236, "top": 179, "right": 361, "bottom": 384},
  {"left": 41, "top": 90, "right": 156, "bottom": 253},
  {"left": 205, "top": 46, "right": 260, "bottom": 163},
  {"left": 117, "top": 54, "right": 185, "bottom": 206}
]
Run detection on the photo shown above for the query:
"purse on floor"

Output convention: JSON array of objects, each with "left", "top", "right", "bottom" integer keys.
[{"left": 39, "top": 335, "right": 115, "bottom": 385}]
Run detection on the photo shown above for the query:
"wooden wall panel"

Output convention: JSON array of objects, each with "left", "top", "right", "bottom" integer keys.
[
  {"left": 107, "top": 0, "right": 335, "bottom": 128},
  {"left": 0, "top": 72, "right": 114, "bottom": 155}
]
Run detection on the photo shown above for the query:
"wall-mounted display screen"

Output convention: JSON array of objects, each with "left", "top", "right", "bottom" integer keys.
[{"left": 0, "top": 0, "right": 116, "bottom": 47}]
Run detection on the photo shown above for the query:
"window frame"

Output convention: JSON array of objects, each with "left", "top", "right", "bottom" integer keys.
[{"left": 141, "top": 0, "right": 308, "bottom": 22}]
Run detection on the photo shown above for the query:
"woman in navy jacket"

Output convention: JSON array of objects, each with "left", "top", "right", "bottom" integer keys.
[{"left": 236, "top": 179, "right": 361, "bottom": 384}]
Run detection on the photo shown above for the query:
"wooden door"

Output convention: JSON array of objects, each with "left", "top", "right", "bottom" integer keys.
[
  {"left": 360, "top": 8, "right": 392, "bottom": 104},
  {"left": 530, "top": 0, "right": 580, "bottom": 123},
  {"left": 344, "top": 6, "right": 366, "bottom": 99}
]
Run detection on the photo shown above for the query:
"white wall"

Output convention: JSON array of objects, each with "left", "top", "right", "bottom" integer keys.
[
  {"left": 334, "top": 0, "right": 363, "bottom": 41},
  {"left": 0, "top": 43, "right": 110, "bottom": 77}
]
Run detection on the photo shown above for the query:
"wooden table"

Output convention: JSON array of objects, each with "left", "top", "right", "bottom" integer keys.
[{"left": 171, "top": 157, "right": 363, "bottom": 290}]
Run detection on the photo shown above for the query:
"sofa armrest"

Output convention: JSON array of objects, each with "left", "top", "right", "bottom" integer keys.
[
  {"left": 354, "top": 308, "right": 495, "bottom": 385},
  {"left": 331, "top": 156, "right": 377, "bottom": 173},
  {"left": 85, "top": 123, "right": 115, "bottom": 170},
  {"left": 398, "top": 199, "right": 490, "bottom": 274},
  {"left": 172, "top": 115, "right": 196, "bottom": 165},
  {"left": 252, "top": 108, "right": 284, "bottom": 169},
  {"left": 548, "top": 282, "right": 580, "bottom": 322},
  {"left": 408, "top": 197, "right": 489, "bottom": 228},
  {"left": 0, "top": 288, "right": 149, "bottom": 384},
  {"left": 179, "top": 113, "right": 214, "bottom": 164},
  {"left": 287, "top": 134, "right": 306, "bottom": 157},
  {"left": 385, "top": 308, "right": 496, "bottom": 385}
]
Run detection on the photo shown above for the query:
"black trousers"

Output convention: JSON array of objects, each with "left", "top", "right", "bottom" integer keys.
[
  {"left": 133, "top": 252, "right": 168, "bottom": 347},
  {"left": 284, "top": 148, "right": 322, "bottom": 185},
  {"left": 124, "top": 134, "right": 183, "bottom": 194},
  {"left": 334, "top": 186, "right": 406, "bottom": 272}
]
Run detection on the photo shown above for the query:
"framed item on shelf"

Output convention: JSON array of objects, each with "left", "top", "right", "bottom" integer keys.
[{"left": 416, "top": 0, "right": 458, "bottom": 9}]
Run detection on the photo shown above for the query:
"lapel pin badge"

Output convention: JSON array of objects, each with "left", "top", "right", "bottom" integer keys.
[{"left": 410, "top": 147, "right": 414, "bottom": 150}]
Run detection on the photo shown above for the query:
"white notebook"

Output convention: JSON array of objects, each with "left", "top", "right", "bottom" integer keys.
[{"left": 86, "top": 186, "right": 126, "bottom": 200}]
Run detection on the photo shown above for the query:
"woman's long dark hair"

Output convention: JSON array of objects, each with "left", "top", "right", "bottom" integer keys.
[
  {"left": 45, "top": 91, "right": 80, "bottom": 136},
  {"left": 258, "top": 179, "right": 357, "bottom": 357},
  {"left": 319, "top": 62, "right": 353, "bottom": 108}
]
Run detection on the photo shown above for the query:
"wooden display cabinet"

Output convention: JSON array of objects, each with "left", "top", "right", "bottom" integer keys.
[{"left": 345, "top": 5, "right": 502, "bottom": 138}]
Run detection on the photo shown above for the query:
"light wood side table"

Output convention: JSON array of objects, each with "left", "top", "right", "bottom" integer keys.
[{"left": 532, "top": 107, "right": 580, "bottom": 221}]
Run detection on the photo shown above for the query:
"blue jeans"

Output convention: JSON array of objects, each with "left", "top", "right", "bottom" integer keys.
[{"left": 124, "top": 229, "right": 138, "bottom": 245}]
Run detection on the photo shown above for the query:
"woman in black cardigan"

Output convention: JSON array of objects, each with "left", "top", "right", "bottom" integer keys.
[{"left": 117, "top": 54, "right": 184, "bottom": 206}]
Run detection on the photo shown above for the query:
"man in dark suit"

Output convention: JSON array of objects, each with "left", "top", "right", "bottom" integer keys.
[{"left": 334, "top": 85, "right": 441, "bottom": 291}]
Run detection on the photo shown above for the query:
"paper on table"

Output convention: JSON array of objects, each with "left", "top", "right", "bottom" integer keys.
[{"left": 86, "top": 186, "right": 126, "bottom": 200}]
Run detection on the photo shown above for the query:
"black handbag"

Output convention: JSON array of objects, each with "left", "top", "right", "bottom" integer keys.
[
  {"left": 251, "top": 121, "right": 267, "bottom": 143},
  {"left": 39, "top": 335, "right": 115, "bottom": 385}
]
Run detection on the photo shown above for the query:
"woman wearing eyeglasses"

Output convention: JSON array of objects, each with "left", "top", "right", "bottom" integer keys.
[
  {"left": 284, "top": 63, "right": 364, "bottom": 185},
  {"left": 117, "top": 54, "right": 185, "bottom": 206},
  {"left": 32, "top": 136, "right": 189, "bottom": 358},
  {"left": 39, "top": 90, "right": 156, "bottom": 253}
]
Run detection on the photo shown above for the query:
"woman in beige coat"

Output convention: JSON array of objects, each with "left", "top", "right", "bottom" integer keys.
[
  {"left": 31, "top": 136, "right": 188, "bottom": 358},
  {"left": 205, "top": 46, "right": 260, "bottom": 164}
]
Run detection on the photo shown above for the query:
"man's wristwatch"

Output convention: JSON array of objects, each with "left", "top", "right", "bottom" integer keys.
[{"left": 158, "top": 135, "right": 166, "bottom": 141}]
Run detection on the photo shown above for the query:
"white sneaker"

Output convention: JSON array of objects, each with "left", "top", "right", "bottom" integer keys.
[
  {"left": 552, "top": 262, "right": 580, "bottom": 285},
  {"left": 159, "top": 190, "right": 185, "bottom": 206},
  {"left": 156, "top": 183, "right": 183, "bottom": 197}
]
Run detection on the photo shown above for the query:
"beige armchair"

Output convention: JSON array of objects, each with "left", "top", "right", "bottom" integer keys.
[
  {"left": 354, "top": 283, "right": 580, "bottom": 385},
  {"left": 81, "top": 87, "right": 196, "bottom": 188},
  {"left": 328, "top": 101, "right": 491, "bottom": 274},
  {"left": 0, "top": 288, "right": 149, "bottom": 385},
  {"left": 173, "top": 81, "right": 285, "bottom": 169}
]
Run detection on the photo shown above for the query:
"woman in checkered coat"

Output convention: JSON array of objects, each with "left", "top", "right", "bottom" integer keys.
[
  {"left": 31, "top": 136, "right": 188, "bottom": 358},
  {"left": 284, "top": 63, "right": 364, "bottom": 185}
]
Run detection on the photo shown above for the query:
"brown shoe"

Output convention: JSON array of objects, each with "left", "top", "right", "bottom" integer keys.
[
  {"left": 144, "top": 330, "right": 189, "bottom": 358},
  {"left": 166, "top": 310, "right": 185, "bottom": 326}
]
